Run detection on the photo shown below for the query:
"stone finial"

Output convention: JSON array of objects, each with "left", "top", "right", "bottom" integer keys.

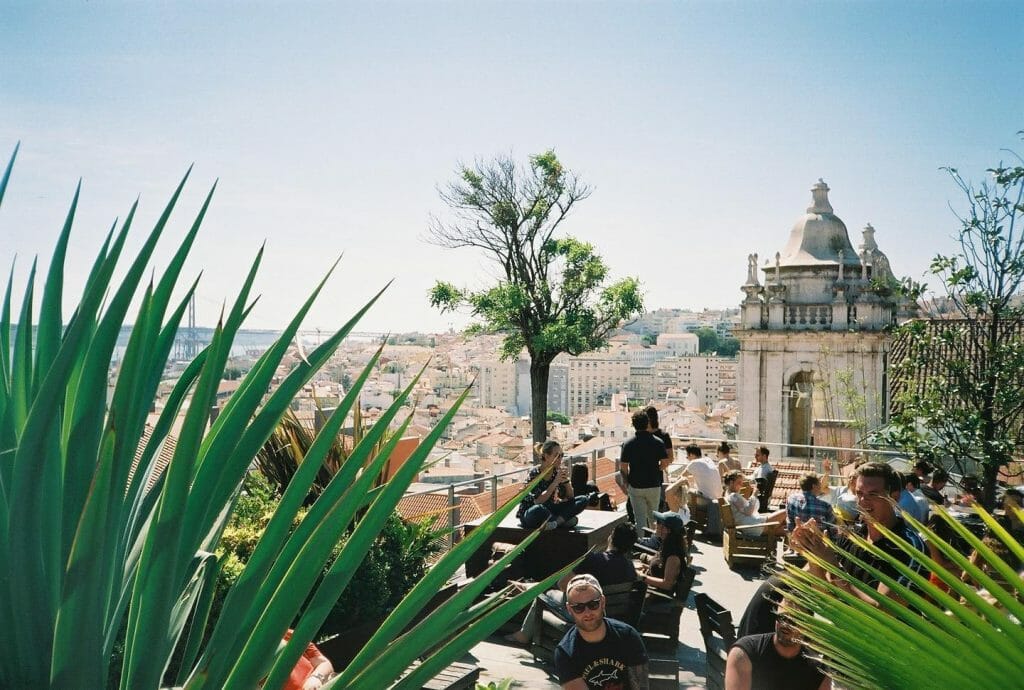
[
  {"left": 746, "top": 253, "right": 760, "bottom": 285},
  {"left": 860, "top": 250, "right": 871, "bottom": 280},
  {"left": 774, "top": 252, "right": 781, "bottom": 283},
  {"left": 807, "top": 178, "right": 833, "bottom": 214},
  {"left": 837, "top": 249, "right": 845, "bottom": 281},
  {"left": 861, "top": 223, "right": 878, "bottom": 252}
]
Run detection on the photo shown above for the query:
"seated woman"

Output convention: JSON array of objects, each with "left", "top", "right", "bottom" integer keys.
[
  {"left": 570, "top": 462, "right": 603, "bottom": 507},
  {"left": 723, "top": 470, "right": 786, "bottom": 537},
  {"left": 516, "top": 440, "right": 590, "bottom": 529},
  {"left": 641, "top": 511, "right": 688, "bottom": 597},
  {"left": 716, "top": 441, "right": 741, "bottom": 478}
]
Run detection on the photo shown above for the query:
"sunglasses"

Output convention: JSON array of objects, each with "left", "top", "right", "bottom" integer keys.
[{"left": 567, "top": 598, "right": 602, "bottom": 614}]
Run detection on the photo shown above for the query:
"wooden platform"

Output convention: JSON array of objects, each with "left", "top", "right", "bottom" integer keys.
[
  {"left": 421, "top": 661, "right": 480, "bottom": 690},
  {"left": 463, "top": 509, "right": 627, "bottom": 580}
]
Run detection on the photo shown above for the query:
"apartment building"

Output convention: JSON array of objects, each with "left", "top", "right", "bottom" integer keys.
[
  {"left": 564, "top": 352, "right": 631, "bottom": 416},
  {"left": 651, "top": 355, "right": 737, "bottom": 409},
  {"left": 474, "top": 359, "right": 517, "bottom": 411}
]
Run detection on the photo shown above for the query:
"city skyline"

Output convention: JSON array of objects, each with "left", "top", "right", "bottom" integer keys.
[{"left": 2, "top": 1, "right": 1022, "bottom": 333}]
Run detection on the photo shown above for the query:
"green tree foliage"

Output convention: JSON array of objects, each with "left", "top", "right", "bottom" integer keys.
[
  {"left": 884, "top": 145, "right": 1024, "bottom": 508},
  {"left": 428, "top": 150, "right": 643, "bottom": 442},
  {"left": 695, "top": 327, "right": 740, "bottom": 356},
  {"left": 546, "top": 411, "right": 570, "bottom": 425}
]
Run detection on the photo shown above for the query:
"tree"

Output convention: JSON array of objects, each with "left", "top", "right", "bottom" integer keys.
[
  {"left": 428, "top": 150, "right": 643, "bottom": 443},
  {"left": 885, "top": 143, "right": 1024, "bottom": 508},
  {"left": 695, "top": 327, "right": 739, "bottom": 356},
  {"left": 694, "top": 327, "right": 720, "bottom": 353}
]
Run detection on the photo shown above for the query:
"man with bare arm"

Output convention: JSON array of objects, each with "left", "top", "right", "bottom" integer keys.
[
  {"left": 553, "top": 574, "right": 650, "bottom": 689},
  {"left": 790, "top": 462, "right": 926, "bottom": 606}
]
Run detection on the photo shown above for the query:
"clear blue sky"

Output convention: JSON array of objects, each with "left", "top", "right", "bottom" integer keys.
[{"left": 1, "top": 1, "right": 1022, "bottom": 333}]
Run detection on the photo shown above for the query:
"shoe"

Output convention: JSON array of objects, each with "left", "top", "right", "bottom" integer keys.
[
  {"left": 544, "top": 520, "right": 558, "bottom": 531},
  {"left": 562, "top": 516, "right": 579, "bottom": 529}
]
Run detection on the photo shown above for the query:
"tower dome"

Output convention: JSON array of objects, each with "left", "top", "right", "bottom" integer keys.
[{"left": 776, "top": 180, "right": 860, "bottom": 268}]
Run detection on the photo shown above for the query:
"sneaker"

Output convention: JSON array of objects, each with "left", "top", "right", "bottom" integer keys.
[{"left": 562, "top": 516, "right": 579, "bottom": 529}]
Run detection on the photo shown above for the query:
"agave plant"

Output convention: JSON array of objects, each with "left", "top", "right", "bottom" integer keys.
[
  {"left": 0, "top": 145, "right": 568, "bottom": 689},
  {"left": 780, "top": 504, "right": 1024, "bottom": 689}
]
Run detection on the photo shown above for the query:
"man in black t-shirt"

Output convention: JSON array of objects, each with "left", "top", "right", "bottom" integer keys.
[
  {"left": 620, "top": 410, "right": 668, "bottom": 537},
  {"left": 646, "top": 406, "right": 673, "bottom": 511},
  {"left": 725, "top": 605, "right": 829, "bottom": 690},
  {"left": 554, "top": 574, "right": 649, "bottom": 689}
]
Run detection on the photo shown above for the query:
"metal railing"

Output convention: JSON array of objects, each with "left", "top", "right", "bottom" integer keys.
[{"left": 405, "top": 436, "right": 901, "bottom": 553}]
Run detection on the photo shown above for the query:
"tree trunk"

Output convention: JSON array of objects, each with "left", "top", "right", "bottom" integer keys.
[
  {"left": 981, "top": 460, "right": 999, "bottom": 511},
  {"left": 530, "top": 358, "right": 551, "bottom": 446}
]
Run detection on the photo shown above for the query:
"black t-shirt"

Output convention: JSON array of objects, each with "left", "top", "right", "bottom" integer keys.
[
  {"left": 919, "top": 484, "right": 946, "bottom": 504},
  {"left": 516, "top": 466, "right": 566, "bottom": 519},
  {"left": 576, "top": 550, "right": 637, "bottom": 586},
  {"left": 620, "top": 431, "right": 667, "bottom": 489},
  {"left": 733, "top": 633, "right": 825, "bottom": 690},
  {"left": 737, "top": 575, "right": 783, "bottom": 638},
  {"left": 554, "top": 617, "right": 648, "bottom": 689}
]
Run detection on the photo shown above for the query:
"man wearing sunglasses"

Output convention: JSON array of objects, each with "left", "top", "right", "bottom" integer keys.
[
  {"left": 725, "top": 600, "right": 830, "bottom": 690},
  {"left": 553, "top": 574, "right": 649, "bottom": 689}
]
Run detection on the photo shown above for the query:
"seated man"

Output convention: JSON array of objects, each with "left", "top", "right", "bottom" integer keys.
[
  {"left": 505, "top": 522, "right": 638, "bottom": 645},
  {"left": 786, "top": 473, "right": 836, "bottom": 537},
  {"left": 726, "top": 600, "right": 830, "bottom": 690},
  {"left": 682, "top": 444, "right": 723, "bottom": 535},
  {"left": 554, "top": 574, "right": 650, "bottom": 689},
  {"left": 919, "top": 468, "right": 950, "bottom": 506},
  {"left": 898, "top": 472, "right": 931, "bottom": 523},
  {"left": 791, "top": 462, "right": 928, "bottom": 606}
]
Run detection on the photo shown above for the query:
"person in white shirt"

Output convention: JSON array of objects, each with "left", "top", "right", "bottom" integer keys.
[
  {"left": 683, "top": 445, "right": 723, "bottom": 500},
  {"left": 682, "top": 444, "right": 723, "bottom": 535}
]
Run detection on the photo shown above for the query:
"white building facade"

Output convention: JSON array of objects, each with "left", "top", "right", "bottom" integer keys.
[{"left": 735, "top": 180, "right": 910, "bottom": 454}]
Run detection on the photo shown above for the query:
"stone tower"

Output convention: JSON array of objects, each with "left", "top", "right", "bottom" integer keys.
[{"left": 735, "top": 180, "right": 909, "bottom": 456}]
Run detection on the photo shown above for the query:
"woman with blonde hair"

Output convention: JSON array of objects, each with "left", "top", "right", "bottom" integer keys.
[{"left": 516, "top": 440, "right": 591, "bottom": 529}]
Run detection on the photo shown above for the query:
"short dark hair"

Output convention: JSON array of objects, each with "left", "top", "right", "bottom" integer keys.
[
  {"left": 631, "top": 410, "right": 649, "bottom": 431},
  {"left": 855, "top": 462, "right": 901, "bottom": 495},
  {"left": 645, "top": 405, "right": 660, "bottom": 427},
  {"left": 718, "top": 441, "right": 731, "bottom": 454},
  {"left": 913, "top": 460, "right": 933, "bottom": 474},
  {"left": 757, "top": 446, "right": 770, "bottom": 459},
  {"left": 685, "top": 444, "right": 701, "bottom": 457},
  {"left": 610, "top": 522, "right": 638, "bottom": 552},
  {"left": 931, "top": 469, "right": 950, "bottom": 484},
  {"left": 799, "top": 473, "right": 821, "bottom": 492},
  {"left": 903, "top": 473, "right": 922, "bottom": 489}
]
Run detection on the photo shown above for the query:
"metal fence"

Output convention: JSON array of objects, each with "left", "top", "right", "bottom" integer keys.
[{"left": 404, "top": 437, "right": 905, "bottom": 554}]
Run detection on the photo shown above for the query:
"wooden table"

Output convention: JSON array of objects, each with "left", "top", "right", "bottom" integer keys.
[{"left": 463, "top": 509, "right": 627, "bottom": 580}]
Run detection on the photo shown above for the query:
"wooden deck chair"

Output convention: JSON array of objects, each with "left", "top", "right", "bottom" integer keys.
[
  {"left": 694, "top": 592, "right": 737, "bottom": 690},
  {"left": 717, "top": 497, "right": 781, "bottom": 568}
]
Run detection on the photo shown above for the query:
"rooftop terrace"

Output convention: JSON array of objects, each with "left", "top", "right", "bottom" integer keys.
[{"left": 459, "top": 520, "right": 768, "bottom": 688}]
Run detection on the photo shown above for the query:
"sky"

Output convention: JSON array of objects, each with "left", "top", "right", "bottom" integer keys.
[{"left": 1, "top": 1, "right": 1022, "bottom": 334}]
